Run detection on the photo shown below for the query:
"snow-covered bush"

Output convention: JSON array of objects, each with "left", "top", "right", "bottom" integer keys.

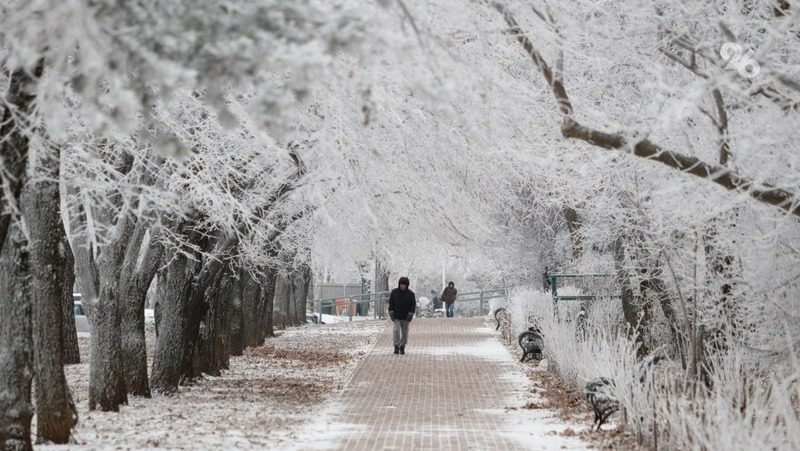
[{"left": 507, "top": 287, "right": 800, "bottom": 450}]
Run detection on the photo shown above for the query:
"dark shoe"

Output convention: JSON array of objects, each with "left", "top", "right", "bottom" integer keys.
[
  {"left": 400, "top": 346, "right": 405, "bottom": 355},
  {"left": 394, "top": 346, "right": 399, "bottom": 354}
]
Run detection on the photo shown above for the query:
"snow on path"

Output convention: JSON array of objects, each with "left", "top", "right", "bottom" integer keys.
[{"left": 287, "top": 317, "right": 589, "bottom": 450}]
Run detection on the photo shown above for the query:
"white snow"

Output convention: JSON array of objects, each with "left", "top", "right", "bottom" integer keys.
[{"left": 40, "top": 321, "right": 384, "bottom": 450}]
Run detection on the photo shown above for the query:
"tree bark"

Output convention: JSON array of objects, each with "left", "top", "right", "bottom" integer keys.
[
  {"left": 88, "top": 271, "right": 128, "bottom": 411},
  {"left": 82, "top": 210, "right": 138, "bottom": 411},
  {"left": 241, "top": 269, "right": 262, "bottom": 348},
  {"left": 69, "top": 215, "right": 100, "bottom": 322},
  {"left": 200, "top": 268, "right": 234, "bottom": 375},
  {"left": 215, "top": 273, "right": 234, "bottom": 370},
  {"left": 151, "top": 232, "right": 234, "bottom": 393},
  {"left": 640, "top": 266, "right": 683, "bottom": 363},
  {"left": 70, "top": 151, "right": 156, "bottom": 410},
  {"left": 229, "top": 275, "right": 245, "bottom": 356},
  {"left": 0, "top": 64, "right": 42, "bottom": 250},
  {"left": 61, "top": 237, "right": 81, "bottom": 364},
  {"left": 562, "top": 206, "right": 582, "bottom": 259},
  {"left": 23, "top": 145, "right": 79, "bottom": 443},
  {"left": 288, "top": 269, "right": 300, "bottom": 326},
  {"left": 260, "top": 269, "right": 278, "bottom": 340},
  {"left": 613, "top": 235, "right": 649, "bottom": 356},
  {"left": 273, "top": 272, "right": 292, "bottom": 330},
  {"left": 294, "top": 264, "right": 312, "bottom": 324},
  {"left": 0, "top": 227, "right": 34, "bottom": 451},
  {"left": 73, "top": 221, "right": 130, "bottom": 412},
  {"left": 120, "top": 225, "right": 163, "bottom": 397},
  {"left": 613, "top": 237, "right": 637, "bottom": 329},
  {"left": 703, "top": 217, "right": 742, "bottom": 332},
  {"left": 180, "top": 240, "right": 233, "bottom": 383},
  {"left": 150, "top": 248, "right": 197, "bottom": 394},
  {"left": 375, "top": 259, "right": 390, "bottom": 318}
]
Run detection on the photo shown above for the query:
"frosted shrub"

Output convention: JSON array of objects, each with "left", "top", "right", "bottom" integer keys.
[
  {"left": 653, "top": 349, "right": 800, "bottom": 450},
  {"left": 506, "top": 287, "right": 800, "bottom": 450}
]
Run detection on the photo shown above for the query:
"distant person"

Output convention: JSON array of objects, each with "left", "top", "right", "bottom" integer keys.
[
  {"left": 441, "top": 281, "right": 457, "bottom": 318},
  {"left": 431, "top": 289, "right": 443, "bottom": 310},
  {"left": 388, "top": 276, "right": 416, "bottom": 355}
]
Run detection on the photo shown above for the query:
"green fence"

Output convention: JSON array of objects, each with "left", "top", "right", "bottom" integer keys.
[{"left": 549, "top": 273, "right": 620, "bottom": 305}]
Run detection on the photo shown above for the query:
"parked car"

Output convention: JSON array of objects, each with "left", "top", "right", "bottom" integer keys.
[{"left": 73, "top": 293, "right": 90, "bottom": 333}]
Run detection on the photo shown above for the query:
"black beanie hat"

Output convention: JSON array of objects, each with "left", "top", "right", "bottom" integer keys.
[{"left": 399, "top": 276, "right": 410, "bottom": 287}]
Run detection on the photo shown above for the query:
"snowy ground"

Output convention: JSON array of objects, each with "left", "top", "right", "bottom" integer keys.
[
  {"left": 502, "top": 332, "right": 639, "bottom": 450},
  {"left": 40, "top": 320, "right": 385, "bottom": 450}
]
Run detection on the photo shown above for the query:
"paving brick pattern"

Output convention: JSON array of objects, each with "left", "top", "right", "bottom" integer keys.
[{"left": 303, "top": 317, "right": 583, "bottom": 451}]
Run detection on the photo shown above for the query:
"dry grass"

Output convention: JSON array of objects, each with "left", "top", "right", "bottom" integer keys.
[{"left": 245, "top": 344, "right": 352, "bottom": 366}]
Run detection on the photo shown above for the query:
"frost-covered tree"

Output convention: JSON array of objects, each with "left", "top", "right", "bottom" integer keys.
[{"left": 1, "top": 1, "right": 370, "bottom": 447}]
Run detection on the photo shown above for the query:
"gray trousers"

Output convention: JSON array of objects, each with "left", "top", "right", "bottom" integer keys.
[{"left": 392, "top": 320, "right": 410, "bottom": 346}]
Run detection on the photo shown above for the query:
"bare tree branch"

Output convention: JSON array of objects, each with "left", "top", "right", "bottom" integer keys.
[{"left": 491, "top": 1, "right": 800, "bottom": 218}]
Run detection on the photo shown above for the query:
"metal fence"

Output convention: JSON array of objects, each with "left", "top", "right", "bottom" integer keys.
[
  {"left": 548, "top": 273, "right": 621, "bottom": 321},
  {"left": 307, "top": 287, "right": 511, "bottom": 322},
  {"left": 549, "top": 273, "right": 620, "bottom": 305},
  {"left": 311, "top": 283, "right": 363, "bottom": 301}
]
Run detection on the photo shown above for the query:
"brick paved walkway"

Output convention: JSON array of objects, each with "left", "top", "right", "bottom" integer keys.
[{"left": 293, "top": 317, "right": 587, "bottom": 451}]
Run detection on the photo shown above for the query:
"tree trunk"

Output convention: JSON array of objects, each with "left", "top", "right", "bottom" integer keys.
[
  {"left": 241, "top": 269, "right": 262, "bottom": 348},
  {"left": 88, "top": 275, "right": 128, "bottom": 411},
  {"left": 61, "top": 237, "right": 81, "bottom": 364},
  {"left": 260, "top": 269, "right": 278, "bottom": 340},
  {"left": 182, "top": 236, "right": 236, "bottom": 382},
  {"left": 150, "top": 249, "right": 196, "bottom": 394},
  {"left": 640, "top": 269, "right": 684, "bottom": 365},
  {"left": 229, "top": 275, "right": 245, "bottom": 356},
  {"left": 273, "top": 272, "right": 291, "bottom": 330},
  {"left": 214, "top": 273, "right": 234, "bottom": 370},
  {"left": 281, "top": 274, "right": 293, "bottom": 328},
  {"left": 613, "top": 236, "right": 649, "bottom": 356},
  {"left": 0, "top": 227, "right": 34, "bottom": 451},
  {"left": 120, "top": 226, "right": 163, "bottom": 397},
  {"left": 181, "top": 259, "right": 226, "bottom": 383},
  {"left": 200, "top": 268, "right": 234, "bottom": 375},
  {"left": 703, "top": 217, "right": 743, "bottom": 332},
  {"left": 69, "top": 224, "right": 99, "bottom": 322},
  {"left": 73, "top": 216, "right": 130, "bottom": 412},
  {"left": 375, "top": 259, "right": 390, "bottom": 292},
  {"left": 288, "top": 269, "right": 300, "bottom": 326},
  {"left": 0, "top": 63, "right": 43, "bottom": 450},
  {"left": 562, "top": 206, "right": 583, "bottom": 259},
  {"left": 375, "top": 259, "right": 390, "bottom": 318},
  {"left": 151, "top": 232, "right": 233, "bottom": 392},
  {"left": 83, "top": 212, "right": 138, "bottom": 411},
  {"left": 295, "top": 265, "right": 312, "bottom": 324},
  {"left": 23, "top": 145, "right": 78, "bottom": 443}
]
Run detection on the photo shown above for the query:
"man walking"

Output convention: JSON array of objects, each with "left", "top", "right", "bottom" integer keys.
[
  {"left": 441, "top": 281, "right": 457, "bottom": 318},
  {"left": 388, "top": 276, "right": 415, "bottom": 355}
]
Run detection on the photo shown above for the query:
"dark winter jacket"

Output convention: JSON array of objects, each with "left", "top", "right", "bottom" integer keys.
[
  {"left": 441, "top": 286, "right": 457, "bottom": 303},
  {"left": 388, "top": 287, "right": 416, "bottom": 321}
]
